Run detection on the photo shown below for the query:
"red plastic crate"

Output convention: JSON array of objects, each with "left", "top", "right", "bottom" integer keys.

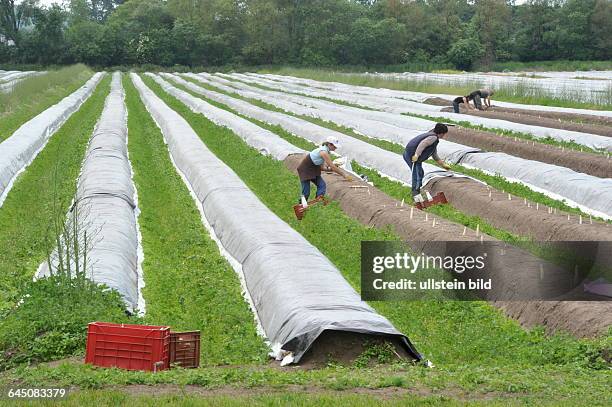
[
  {"left": 85, "top": 322, "right": 170, "bottom": 372},
  {"left": 169, "top": 331, "right": 201, "bottom": 368}
]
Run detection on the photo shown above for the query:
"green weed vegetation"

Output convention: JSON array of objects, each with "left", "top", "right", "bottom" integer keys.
[{"left": 0, "top": 65, "right": 94, "bottom": 142}]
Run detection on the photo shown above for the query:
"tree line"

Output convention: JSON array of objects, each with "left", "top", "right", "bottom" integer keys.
[{"left": 0, "top": 0, "right": 610, "bottom": 69}]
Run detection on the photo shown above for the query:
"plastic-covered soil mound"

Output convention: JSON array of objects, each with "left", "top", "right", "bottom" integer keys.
[
  {"left": 497, "top": 301, "right": 612, "bottom": 338},
  {"left": 0, "top": 72, "right": 103, "bottom": 207},
  {"left": 132, "top": 73, "right": 421, "bottom": 365},
  {"left": 241, "top": 73, "right": 611, "bottom": 152},
  {"left": 424, "top": 97, "right": 612, "bottom": 132},
  {"left": 179, "top": 73, "right": 612, "bottom": 233},
  {"left": 37, "top": 73, "right": 143, "bottom": 312},
  {"left": 425, "top": 176, "right": 612, "bottom": 242},
  {"left": 298, "top": 330, "right": 413, "bottom": 369},
  {"left": 445, "top": 127, "right": 612, "bottom": 179},
  {"left": 284, "top": 154, "right": 612, "bottom": 338}
]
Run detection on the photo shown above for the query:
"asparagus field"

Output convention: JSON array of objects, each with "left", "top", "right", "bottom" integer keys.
[{"left": 0, "top": 69, "right": 610, "bottom": 407}]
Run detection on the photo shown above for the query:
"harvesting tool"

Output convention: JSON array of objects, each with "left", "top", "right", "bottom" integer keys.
[
  {"left": 293, "top": 195, "right": 329, "bottom": 220},
  {"left": 414, "top": 191, "right": 448, "bottom": 210}
]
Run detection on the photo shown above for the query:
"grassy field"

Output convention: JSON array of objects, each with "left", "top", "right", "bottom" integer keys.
[
  {"left": 0, "top": 65, "right": 94, "bottom": 142},
  {"left": 261, "top": 67, "right": 612, "bottom": 110},
  {"left": 0, "top": 72, "right": 610, "bottom": 406}
]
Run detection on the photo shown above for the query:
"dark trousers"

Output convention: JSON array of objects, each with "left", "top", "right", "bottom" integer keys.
[
  {"left": 300, "top": 176, "right": 326, "bottom": 201},
  {"left": 473, "top": 94, "right": 483, "bottom": 110},
  {"left": 403, "top": 150, "right": 424, "bottom": 196},
  {"left": 453, "top": 100, "right": 461, "bottom": 113}
]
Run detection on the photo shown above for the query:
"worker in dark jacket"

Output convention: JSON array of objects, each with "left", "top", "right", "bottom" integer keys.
[
  {"left": 403, "top": 123, "right": 452, "bottom": 197},
  {"left": 452, "top": 95, "right": 469, "bottom": 113},
  {"left": 297, "top": 136, "right": 352, "bottom": 202}
]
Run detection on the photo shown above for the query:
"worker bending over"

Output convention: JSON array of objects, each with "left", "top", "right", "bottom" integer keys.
[
  {"left": 403, "top": 123, "right": 451, "bottom": 198},
  {"left": 297, "top": 136, "right": 352, "bottom": 202},
  {"left": 466, "top": 88, "right": 494, "bottom": 111},
  {"left": 452, "top": 95, "right": 469, "bottom": 113}
]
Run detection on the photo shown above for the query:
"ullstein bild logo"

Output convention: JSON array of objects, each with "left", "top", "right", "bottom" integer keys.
[{"left": 360, "top": 241, "right": 612, "bottom": 302}]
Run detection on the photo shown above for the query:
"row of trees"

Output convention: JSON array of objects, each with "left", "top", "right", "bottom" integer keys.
[{"left": 1, "top": 0, "right": 610, "bottom": 69}]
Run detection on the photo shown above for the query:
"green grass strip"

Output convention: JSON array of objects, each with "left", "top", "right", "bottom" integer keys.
[
  {"left": 0, "top": 65, "right": 94, "bottom": 142},
  {"left": 8, "top": 385, "right": 609, "bottom": 407},
  {"left": 142, "top": 74, "right": 609, "bottom": 370},
  {"left": 123, "top": 76, "right": 268, "bottom": 366},
  {"left": 0, "top": 74, "right": 111, "bottom": 310},
  {"left": 2, "top": 360, "right": 612, "bottom": 406}
]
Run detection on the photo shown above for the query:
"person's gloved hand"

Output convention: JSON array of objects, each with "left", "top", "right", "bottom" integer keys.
[{"left": 411, "top": 154, "right": 418, "bottom": 163}]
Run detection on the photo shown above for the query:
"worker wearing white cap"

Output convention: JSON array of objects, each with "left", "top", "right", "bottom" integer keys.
[{"left": 296, "top": 136, "right": 353, "bottom": 202}]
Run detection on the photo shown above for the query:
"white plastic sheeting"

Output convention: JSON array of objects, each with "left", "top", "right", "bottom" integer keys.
[
  {"left": 236, "top": 73, "right": 612, "bottom": 151},
  {"left": 0, "top": 71, "right": 41, "bottom": 93},
  {"left": 132, "top": 73, "right": 420, "bottom": 363},
  {"left": 37, "top": 73, "right": 144, "bottom": 312},
  {"left": 192, "top": 73, "right": 431, "bottom": 138},
  {"left": 252, "top": 72, "right": 612, "bottom": 118},
  {"left": 0, "top": 72, "right": 104, "bottom": 208},
  {"left": 159, "top": 73, "right": 455, "bottom": 187},
  {"left": 146, "top": 73, "right": 303, "bottom": 161},
  {"left": 200, "top": 74, "right": 612, "bottom": 219},
  {"left": 0, "top": 71, "right": 34, "bottom": 83},
  {"left": 364, "top": 71, "right": 611, "bottom": 104}
]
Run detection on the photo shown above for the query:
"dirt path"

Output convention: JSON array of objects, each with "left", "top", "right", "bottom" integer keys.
[
  {"left": 98, "top": 383, "right": 506, "bottom": 402},
  {"left": 424, "top": 97, "right": 612, "bottom": 132},
  {"left": 446, "top": 127, "right": 612, "bottom": 179},
  {"left": 285, "top": 154, "right": 612, "bottom": 338},
  {"left": 425, "top": 176, "right": 611, "bottom": 241}
]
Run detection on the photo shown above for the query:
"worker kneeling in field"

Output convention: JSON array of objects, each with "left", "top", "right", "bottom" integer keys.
[
  {"left": 297, "top": 136, "right": 352, "bottom": 202},
  {"left": 403, "top": 123, "right": 452, "bottom": 198}
]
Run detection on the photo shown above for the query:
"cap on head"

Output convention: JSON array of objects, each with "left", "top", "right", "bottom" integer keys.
[
  {"left": 325, "top": 136, "right": 341, "bottom": 148},
  {"left": 433, "top": 123, "right": 448, "bottom": 134}
]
